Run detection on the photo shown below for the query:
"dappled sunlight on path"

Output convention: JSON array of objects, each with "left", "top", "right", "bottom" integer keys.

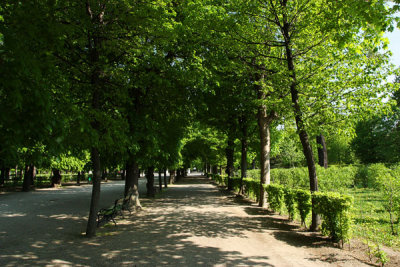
[{"left": 0, "top": 175, "right": 374, "bottom": 266}]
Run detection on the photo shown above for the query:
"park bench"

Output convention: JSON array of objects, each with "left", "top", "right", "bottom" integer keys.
[
  {"left": 97, "top": 198, "right": 124, "bottom": 227},
  {"left": 96, "top": 189, "right": 135, "bottom": 227}
]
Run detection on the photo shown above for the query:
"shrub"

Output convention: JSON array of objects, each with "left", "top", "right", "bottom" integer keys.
[
  {"left": 295, "top": 189, "right": 312, "bottom": 227},
  {"left": 313, "top": 191, "right": 353, "bottom": 243},
  {"left": 230, "top": 177, "right": 242, "bottom": 192},
  {"left": 317, "top": 165, "right": 357, "bottom": 192},
  {"left": 354, "top": 163, "right": 389, "bottom": 189},
  {"left": 242, "top": 178, "right": 259, "bottom": 201},
  {"left": 284, "top": 188, "right": 296, "bottom": 220},
  {"left": 265, "top": 184, "right": 285, "bottom": 213}
]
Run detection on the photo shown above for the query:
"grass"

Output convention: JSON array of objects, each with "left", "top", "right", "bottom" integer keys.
[{"left": 345, "top": 188, "right": 400, "bottom": 249}]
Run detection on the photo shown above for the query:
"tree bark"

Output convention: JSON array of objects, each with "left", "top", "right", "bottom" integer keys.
[
  {"left": 169, "top": 170, "right": 175, "bottom": 184},
  {"left": 226, "top": 136, "right": 235, "bottom": 190},
  {"left": 256, "top": 73, "right": 275, "bottom": 207},
  {"left": 22, "top": 164, "right": 34, "bottom": 192},
  {"left": 124, "top": 156, "right": 141, "bottom": 209},
  {"left": 163, "top": 169, "right": 167, "bottom": 188},
  {"left": 282, "top": 17, "right": 320, "bottom": 231},
  {"left": 239, "top": 117, "right": 248, "bottom": 194},
  {"left": 158, "top": 170, "right": 162, "bottom": 192},
  {"left": 257, "top": 107, "right": 273, "bottom": 207},
  {"left": 77, "top": 171, "right": 81, "bottom": 186},
  {"left": 317, "top": 134, "right": 328, "bottom": 168},
  {"left": 51, "top": 169, "right": 62, "bottom": 187},
  {"left": 86, "top": 147, "right": 102, "bottom": 237},
  {"left": 0, "top": 168, "right": 5, "bottom": 185},
  {"left": 85, "top": 0, "right": 106, "bottom": 237},
  {"left": 146, "top": 166, "right": 155, "bottom": 197}
]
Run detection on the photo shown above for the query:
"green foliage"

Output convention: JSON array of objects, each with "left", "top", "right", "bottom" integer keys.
[
  {"left": 352, "top": 107, "right": 400, "bottom": 164},
  {"left": 295, "top": 189, "right": 312, "bottom": 227},
  {"left": 317, "top": 165, "right": 358, "bottom": 192},
  {"left": 362, "top": 226, "right": 390, "bottom": 267},
  {"left": 284, "top": 188, "right": 296, "bottom": 221},
  {"left": 326, "top": 133, "right": 356, "bottom": 165},
  {"left": 242, "top": 178, "right": 259, "bottom": 201},
  {"left": 50, "top": 151, "right": 90, "bottom": 172},
  {"left": 313, "top": 192, "right": 353, "bottom": 243},
  {"left": 265, "top": 184, "right": 284, "bottom": 213},
  {"left": 355, "top": 163, "right": 388, "bottom": 188}
]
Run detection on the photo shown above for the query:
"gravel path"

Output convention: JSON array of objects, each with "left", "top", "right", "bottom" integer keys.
[{"left": 0, "top": 174, "right": 377, "bottom": 266}]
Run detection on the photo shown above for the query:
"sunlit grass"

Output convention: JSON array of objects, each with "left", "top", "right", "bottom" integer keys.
[{"left": 344, "top": 188, "right": 400, "bottom": 249}]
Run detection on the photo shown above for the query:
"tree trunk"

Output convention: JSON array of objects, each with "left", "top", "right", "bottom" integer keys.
[
  {"left": 86, "top": 147, "right": 102, "bottom": 237},
  {"left": 77, "top": 171, "right": 81, "bottom": 186},
  {"left": 14, "top": 165, "right": 18, "bottom": 180},
  {"left": 282, "top": 19, "right": 320, "bottom": 231},
  {"left": 158, "top": 170, "right": 162, "bottom": 192},
  {"left": 226, "top": 137, "right": 235, "bottom": 190},
  {"left": 239, "top": 118, "right": 248, "bottom": 194},
  {"left": 0, "top": 168, "right": 5, "bottom": 185},
  {"left": 169, "top": 170, "right": 175, "bottom": 184},
  {"left": 256, "top": 73, "right": 275, "bottom": 207},
  {"left": 212, "top": 165, "right": 218, "bottom": 174},
  {"left": 124, "top": 156, "right": 141, "bottom": 210},
  {"left": 22, "top": 164, "right": 34, "bottom": 192},
  {"left": 317, "top": 134, "right": 328, "bottom": 168},
  {"left": 257, "top": 107, "right": 273, "bottom": 207},
  {"left": 5, "top": 168, "right": 10, "bottom": 181},
  {"left": 146, "top": 166, "right": 155, "bottom": 197},
  {"left": 101, "top": 169, "right": 107, "bottom": 181},
  {"left": 163, "top": 169, "right": 167, "bottom": 188},
  {"left": 31, "top": 166, "right": 36, "bottom": 185},
  {"left": 51, "top": 169, "right": 62, "bottom": 187}
]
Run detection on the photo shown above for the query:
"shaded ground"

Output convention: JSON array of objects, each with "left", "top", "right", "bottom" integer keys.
[{"left": 0, "top": 174, "right": 398, "bottom": 266}]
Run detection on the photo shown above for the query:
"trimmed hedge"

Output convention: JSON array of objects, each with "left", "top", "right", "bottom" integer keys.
[
  {"left": 211, "top": 172, "right": 353, "bottom": 244},
  {"left": 313, "top": 192, "right": 353, "bottom": 243},
  {"left": 295, "top": 189, "right": 312, "bottom": 227},
  {"left": 264, "top": 184, "right": 284, "bottom": 213}
]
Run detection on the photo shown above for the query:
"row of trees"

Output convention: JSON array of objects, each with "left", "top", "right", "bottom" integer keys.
[{"left": 1, "top": 1, "right": 399, "bottom": 236}]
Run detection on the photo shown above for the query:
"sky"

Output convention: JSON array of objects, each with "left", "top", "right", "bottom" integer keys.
[{"left": 386, "top": 26, "right": 400, "bottom": 68}]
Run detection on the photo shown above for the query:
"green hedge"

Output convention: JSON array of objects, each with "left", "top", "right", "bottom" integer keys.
[
  {"left": 313, "top": 192, "right": 353, "bottom": 243},
  {"left": 265, "top": 184, "right": 352, "bottom": 243},
  {"left": 248, "top": 164, "right": 395, "bottom": 192},
  {"left": 212, "top": 172, "right": 353, "bottom": 244},
  {"left": 295, "top": 189, "right": 312, "bottom": 227},
  {"left": 264, "top": 184, "right": 284, "bottom": 213}
]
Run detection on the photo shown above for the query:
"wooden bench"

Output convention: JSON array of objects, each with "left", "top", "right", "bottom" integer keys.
[
  {"left": 96, "top": 190, "right": 135, "bottom": 227},
  {"left": 97, "top": 198, "right": 124, "bottom": 227}
]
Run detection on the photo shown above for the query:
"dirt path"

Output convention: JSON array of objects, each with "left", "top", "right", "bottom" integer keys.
[{"left": 0, "top": 175, "right": 384, "bottom": 266}]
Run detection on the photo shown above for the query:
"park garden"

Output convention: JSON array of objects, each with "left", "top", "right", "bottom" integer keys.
[{"left": 1, "top": 1, "right": 400, "bottom": 264}]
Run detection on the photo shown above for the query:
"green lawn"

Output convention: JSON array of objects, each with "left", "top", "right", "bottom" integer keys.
[{"left": 346, "top": 188, "right": 400, "bottom": 249}]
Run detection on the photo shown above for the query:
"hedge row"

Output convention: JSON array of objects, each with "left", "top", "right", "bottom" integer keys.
[
  {"left": 211, "top": 174, "right": 353, "bottom": 243},
  {"left": 264, "top": 184, "right": 353, "bottom": 243},
  {"left": 245, "top": 164, "right": 398, "bottom": 191}
]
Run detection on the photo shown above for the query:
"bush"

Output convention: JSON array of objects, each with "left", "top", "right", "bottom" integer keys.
[
  {"left": 354, "top": 163, "right": 389, "bottom": 189},
  {"left": 295, "top": 189, "right": 312, "bottom": 227},
  {"left": 313, "top": 191, "right": 353, "bottom": 243},
  {"left": 317, "top": 165, "right": 357, "bottom": 192},
  {"left": 284, "top": 188, "right": 296, "bottom": 220},
  {"left": 231, "top": 177, "right": 242, "bottom": 192},
  {"left": 242, "top": 178, "right": 259, "bottom": 201},
  {"left": 265, "top": 184, "right": 285, "bottom": 213},
  {"left": 246, "top": 169, "right": 259, "bottom": 180}
]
